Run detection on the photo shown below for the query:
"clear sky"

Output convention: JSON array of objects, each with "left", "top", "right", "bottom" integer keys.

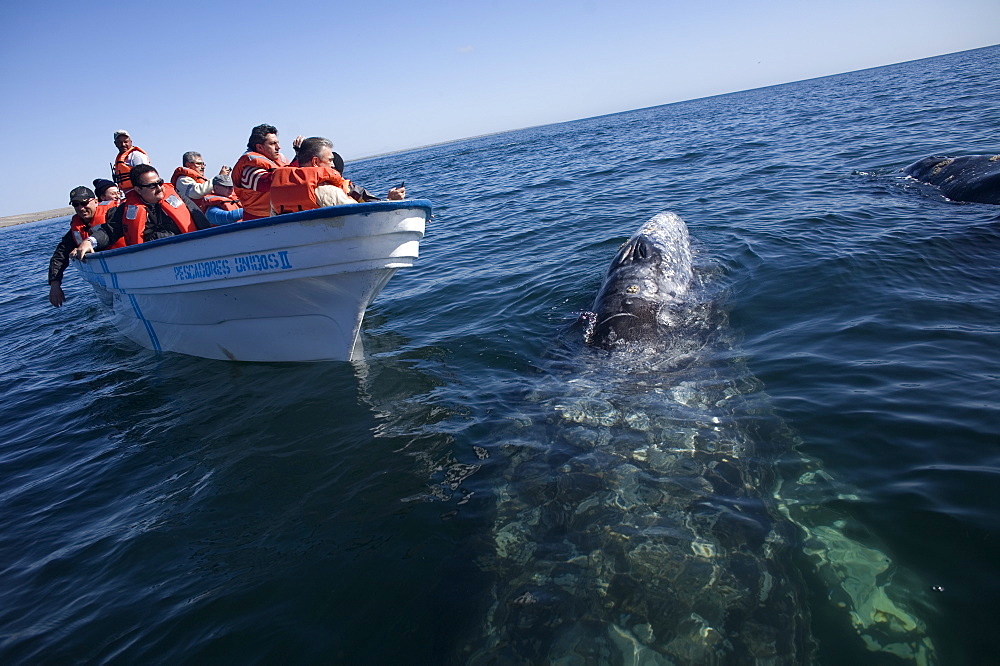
[{"left": 1, "top": 0, "right": 997, "bottom": 217}]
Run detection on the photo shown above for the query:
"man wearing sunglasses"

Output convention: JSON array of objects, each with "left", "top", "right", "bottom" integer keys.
[
  {"left": 47, "top": 186, "right": 121, "bottom": 306},
  {"left": 74, "top": 165, "right": 210, "bottom": 257}
]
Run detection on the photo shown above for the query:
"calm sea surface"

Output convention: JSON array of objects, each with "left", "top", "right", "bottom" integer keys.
[{"left": 2, "top": 46, "right": 998, "bottom": 664}]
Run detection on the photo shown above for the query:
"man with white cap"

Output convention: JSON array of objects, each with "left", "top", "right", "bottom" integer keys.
[{"left": 110, "top": 130, "right": 149, "bottom": 191}]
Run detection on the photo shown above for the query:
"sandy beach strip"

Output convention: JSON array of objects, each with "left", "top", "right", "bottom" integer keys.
[{"left": 0, "top": 208, "right": 73, "bottom": 229}]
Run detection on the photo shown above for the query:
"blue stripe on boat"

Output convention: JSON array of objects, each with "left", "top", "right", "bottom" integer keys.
[{"left": 128, "top": 294, "right": 161, "bottom": 352}]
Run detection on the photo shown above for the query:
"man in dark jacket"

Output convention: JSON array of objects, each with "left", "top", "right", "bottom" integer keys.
[
  {"left": 74, "top": 165, "right": 210, "bottom": 256},
  {"left": 47, "top": 186, "right": 113, "bottom": 306}
]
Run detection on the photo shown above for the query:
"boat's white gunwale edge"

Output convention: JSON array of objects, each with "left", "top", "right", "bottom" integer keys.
[{"left": 87, "top": 199, "right": 432, "bottom": 260}]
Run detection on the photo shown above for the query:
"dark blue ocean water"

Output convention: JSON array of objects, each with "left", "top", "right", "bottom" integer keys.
[{"left": 2, "top": 46, "right": 999, "bottom": 664}]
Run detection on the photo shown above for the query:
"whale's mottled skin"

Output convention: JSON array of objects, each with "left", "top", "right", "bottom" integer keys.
[
  {"left": 903, "top": 154, "right": 1000, "bottom": 204},
  {"left": 585, "top": 212, "right": 694, "bottom": 349},
  {"left": 464, "top": 212, "right": 937, "bottom": 664}
]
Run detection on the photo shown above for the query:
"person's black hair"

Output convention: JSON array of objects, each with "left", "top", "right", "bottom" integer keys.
[
  {"left": 247, "top": 124, "right": 278, "bottom": 153},
  {"left": 129, "top": 164, "right": 159, "bottom": 184}
]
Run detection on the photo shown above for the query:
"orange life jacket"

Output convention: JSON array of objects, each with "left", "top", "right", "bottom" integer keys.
[
  {"left": 111, "top": 146, "right": 149, "bottom": 190},
  {"left": 171, "top": 166, "right": 212, "bottom": 211},
  {"left": 70, "top": 201, "right": 125, "bottom": 248},
  {"left": 269, "top": 166, "right": 350, "bottom": 214},
  {"left": 202, "top": 194, "right": 243, "bottom": 211},
  {"left": 121, "top": 184, "right": 197, "bottom": 245},
  {"left": 233, "top": 151, "right": 287, "bottom": 220}
]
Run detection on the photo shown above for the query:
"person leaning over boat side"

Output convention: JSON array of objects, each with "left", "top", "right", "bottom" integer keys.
[
  {"left": 202, "top": 173, "right": 243, "bottom": 225},
  {"left": 287, "top": 140, "right": 400, "bottom": 203},
  {"left": 73, "top": 165, "right": 210, "bottom": 257},
  {"left": 93, "top": 178, "right": 123, "bottom": 203},
  {"left": 269, "top": 137, "right": 405, "bottom": 214},
  {"left": 319, "top": 150, "right": 390, "bottom": 204},
  {"left": 232, "top": 124, "right": 304, "bottom": 221},
  {"left": 47, "top": 186, "right": 121, "bottom": 306},
  {"left": 110, "top": 129, "right": 149, "bottom": 191},
  {"left": 171, "top": 151, "right": 231, "bottom": 213}
]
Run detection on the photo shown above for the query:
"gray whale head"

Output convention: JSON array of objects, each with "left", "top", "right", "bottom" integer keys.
[
  {"left": 584, "top": 211, "right": 694, "bottom": 348},
  {"left": 903, "top": 154, "right": 1000, "bottom": 204}
]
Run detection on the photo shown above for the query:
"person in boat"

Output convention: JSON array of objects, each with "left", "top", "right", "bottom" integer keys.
[
  {"left": 202, "top": 173, "right": 243, "bottom": 226},
  {"left": 93, "top": 178, "right": 123, "bottom": 203},
  {"left": 233, "top": 124, "right": 305, "bottom": 221},
  {"left": 287, "top": 146, "right": 370, "bottom": 200},
  {"left": 47, "top": 186, "right": 121, "bottom": 306},
  {"left": 269, "top": 137, "right": 405, "bottom": 214},
  {"left": 171, "top": 151, "right": 231, "bottom": 214},
  {"left": 110, "top": 130, "right": 149, "bottom": 191},
  {"left": 73, "top": 165, "right": 210, "bottom": 257}
]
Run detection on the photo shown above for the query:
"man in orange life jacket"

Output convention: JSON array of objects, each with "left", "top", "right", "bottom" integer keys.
[
  {"left": 171, "top": 151, "right": 231, "bottom": 213},
  {"left": 202, "top": 173, "right": 244, "bottom": 226},
  {"left": 232, "top": 124, "right": 305, "bottom": 221},
  {"left": 269, "top": 137, "right": 405, "bottom": 214},
  {"left": 110, "top": 130, "right": 149, "bottom": 191},
  {"left": 74, "top": 165, "right": 210, "bottom": 257},
  {"left": 47, "top": 186, "right": 121, "bottom": 306}
]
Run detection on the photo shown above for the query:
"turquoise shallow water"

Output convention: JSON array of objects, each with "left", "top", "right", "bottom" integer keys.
[{"left": 2, "top": 46, "right": 999, "bottom": 663}]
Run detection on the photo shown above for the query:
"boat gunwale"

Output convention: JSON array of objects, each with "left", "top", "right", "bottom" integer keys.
[{"left": 83, "top": 199, "right": 432, "bottom": 260}]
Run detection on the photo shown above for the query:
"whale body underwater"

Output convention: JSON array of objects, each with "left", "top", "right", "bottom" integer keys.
[
  {"left": 903, "top": 154, "right": 1000, "bottom": 204},
  {"left": 465, "top": 212, "right": 937, "bottom": 663}
]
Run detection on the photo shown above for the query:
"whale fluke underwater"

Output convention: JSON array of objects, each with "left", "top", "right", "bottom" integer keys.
[
  {"left": 903, "top": 154, "right": 1000, "bottom": 204},
  {"left": 465, "top": 212, "right": 937, "bottom": 664}
]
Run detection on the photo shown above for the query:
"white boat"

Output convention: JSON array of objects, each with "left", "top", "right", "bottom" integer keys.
[{"left": 75, "top": 200, "right": 430, "bottom": 362}]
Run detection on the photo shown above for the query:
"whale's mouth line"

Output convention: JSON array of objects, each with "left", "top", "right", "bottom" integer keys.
[{"left": 597, "top": 312, "right": 640, "bottom": 328}]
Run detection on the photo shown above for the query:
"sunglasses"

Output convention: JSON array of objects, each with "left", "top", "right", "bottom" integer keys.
[
  {"left": 71, "top": 198, "right": 95, "bottom": 206},
  {"left": 137, "top": 179, "right": 165, "bottom": 189}
]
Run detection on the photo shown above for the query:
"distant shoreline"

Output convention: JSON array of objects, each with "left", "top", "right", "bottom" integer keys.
[
  {"left": 0, "top": 208, "right": 72, "bottom": 229},
  {"left": 0, "top": 130, "right": 528, "bottom": 225}
]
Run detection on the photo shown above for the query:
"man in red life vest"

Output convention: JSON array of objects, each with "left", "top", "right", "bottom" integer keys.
[
  {"left": 110, "top": 130, "right": 149, "bottom": 191},
  {"left": 269, "top": 137, "right": 405, "bottom": 214},
  {"left": 47, "top": 186, "right": 121, "bottom": 306},
  {"left": 74, "top": 165, "right": 209, "bottom": 257},
  {"left": 202, "top": 173, "right": 243, "bottom": 226},
  {"left": 233, "top": 124, "right": 306, "bottom": 221},
  {"left": 171, "top": 151, "right": 231, "bottom": 213}
]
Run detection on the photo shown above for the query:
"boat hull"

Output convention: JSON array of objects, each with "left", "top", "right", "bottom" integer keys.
[{"left": 75, "top": 200, "right": 429, "bottom": 362}]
